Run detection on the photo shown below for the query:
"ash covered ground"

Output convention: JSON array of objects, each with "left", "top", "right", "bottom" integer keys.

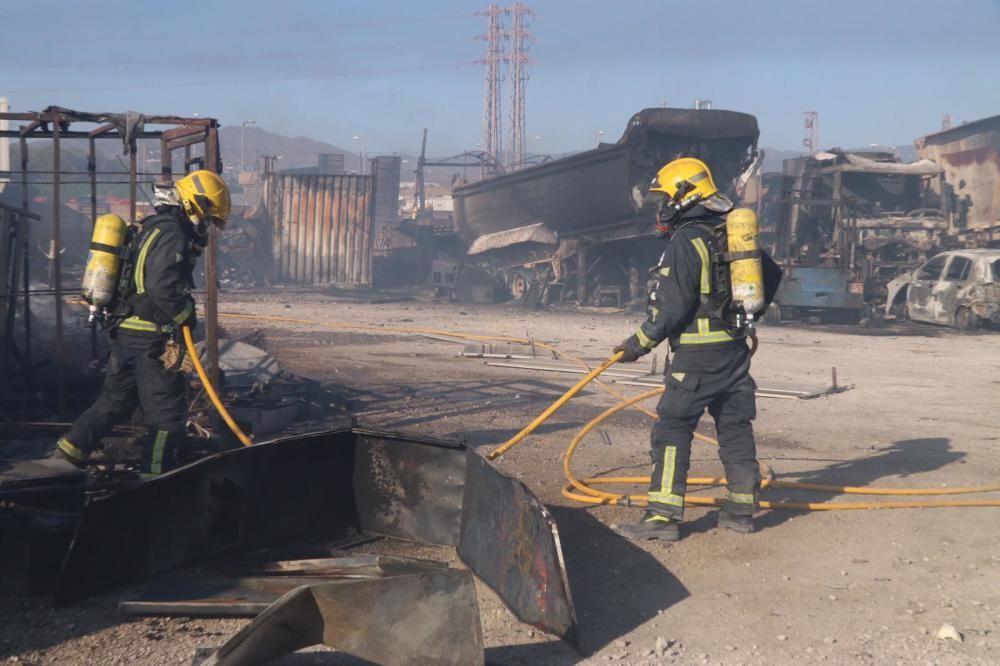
[{"left": 3, "top": 288, "right": 1000, "bottom": 665}]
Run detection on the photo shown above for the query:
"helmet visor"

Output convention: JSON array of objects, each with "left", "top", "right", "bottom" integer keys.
[{"left": 643, "top": 189, "right": 667, "bottom": 207}]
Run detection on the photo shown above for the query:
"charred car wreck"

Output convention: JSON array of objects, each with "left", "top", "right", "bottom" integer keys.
[
  {"left": 885, "top": 249, "right": 1000, "bottom": 329},
  {"left": 433, "top": 108, "right": 761, "bottom": 307}
]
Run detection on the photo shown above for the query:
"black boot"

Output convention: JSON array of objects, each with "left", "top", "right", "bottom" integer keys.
[
  {"left": 614, "top": 511, "right": 681, "bottom": 541},
  {"left": 717, "top": 510, "right": 754, "bottom": 533},
  {"left": 140, "top": 430, "right": 184, "bottom": 479},
  {"left": 50, "top": 437, "right": 90, "bottom": 469}
]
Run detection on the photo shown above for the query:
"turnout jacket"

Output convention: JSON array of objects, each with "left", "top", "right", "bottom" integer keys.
[
  {"left": 116, "top": 209, "right": 198, "bottom": 334},
  {"left": 626, "top": 213, "right": 782, "bottom": 355}
]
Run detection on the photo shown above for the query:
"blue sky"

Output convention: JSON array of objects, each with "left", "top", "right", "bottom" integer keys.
[{"left": 3, "top": 0, "right": 999, "bottom": 155}]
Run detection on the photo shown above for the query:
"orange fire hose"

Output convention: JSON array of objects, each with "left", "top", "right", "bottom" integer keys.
[
  {"left": 217, "top": 312, "right": 1000, "bottom": 511},
  {"left": 182, "top": 325, "right": 253, "bottom": 447}
]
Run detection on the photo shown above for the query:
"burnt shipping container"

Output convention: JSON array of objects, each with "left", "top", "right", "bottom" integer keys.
[{"left": 264, "top": 173, "right": 374, "bottom": 286}]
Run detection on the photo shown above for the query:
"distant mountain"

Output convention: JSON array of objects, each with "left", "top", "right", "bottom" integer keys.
[
  {"left": 760, "top": 147, "right": 806, "bottom": 173},
  {"left": 218, "top": 125, "right": 362, "bottom": 173}
]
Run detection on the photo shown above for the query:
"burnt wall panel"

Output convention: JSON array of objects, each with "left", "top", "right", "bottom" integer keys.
[{"left": 918, "top": 123, "right": 1000, "bottom": 231}]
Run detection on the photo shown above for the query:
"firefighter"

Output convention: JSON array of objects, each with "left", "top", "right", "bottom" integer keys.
[
  {"left": 54, "top": 170, "right": 231, "bottom": 477},
  {"left": 613, "top": 158, "right": 782, "bottom": 541}
]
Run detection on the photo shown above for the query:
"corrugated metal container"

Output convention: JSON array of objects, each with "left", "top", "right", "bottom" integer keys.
[{"left": 265, "top": 174, "right": 374, "bottom": 285}]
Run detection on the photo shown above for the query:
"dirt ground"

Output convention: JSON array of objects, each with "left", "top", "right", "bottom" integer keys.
[{"left": 3, "top": 288, "right": 1000, "bottom": 665}]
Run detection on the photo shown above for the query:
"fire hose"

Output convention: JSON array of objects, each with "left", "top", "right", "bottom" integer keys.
[
  {"left": 214, "top": 312, "right": 1000, "bottom": 511},
  {"left": 181, "top": 325, "right": 254, "bottom": 448}
]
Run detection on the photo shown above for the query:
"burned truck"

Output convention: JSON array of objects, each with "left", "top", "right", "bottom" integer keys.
[
  {"left": 771, "top": 150, "right": 947, "bottom": 323},
  {"left": 450, "top": 108, "right": 760, "bottom": 307}
]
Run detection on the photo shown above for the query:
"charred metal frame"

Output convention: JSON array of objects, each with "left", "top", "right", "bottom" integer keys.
[
  {"left": 0, "top": 200, "right": 39, "bottom": 395},
  {"left": 0, "top": 109, "right": 224, "bottom": 411}
]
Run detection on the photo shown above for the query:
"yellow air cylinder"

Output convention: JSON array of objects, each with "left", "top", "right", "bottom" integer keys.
[
  {"left": 726, "top": 208, "right": 764, "bottom": 315},
  {"left": 82, "top": 213, "right": 128, "bottom": 308}
]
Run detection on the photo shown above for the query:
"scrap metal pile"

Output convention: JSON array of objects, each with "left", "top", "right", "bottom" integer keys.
[{"left": 1, "top": 427, "right": 577, "bottom": 665}]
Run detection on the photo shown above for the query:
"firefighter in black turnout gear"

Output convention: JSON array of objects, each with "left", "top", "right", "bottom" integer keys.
[
  {"left": 614, "top": 158, "right": 782, "bottom": 541},
  {"left": 55, "top": 171, "right": 231, "bottom": 477}
]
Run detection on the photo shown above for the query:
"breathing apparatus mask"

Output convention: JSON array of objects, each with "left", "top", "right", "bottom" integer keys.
[
  {"left": 152, "top": 181, "right": 209, "bottom": 253},
  {"left": 653, "top": 180, "right": 701, "bottom": 238}
]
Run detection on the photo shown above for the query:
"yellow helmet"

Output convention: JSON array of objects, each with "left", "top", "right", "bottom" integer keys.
[
  {"left": 646, "top": 157, "right": 732, "bottom": 214},
  {"left": 175, "top": 170, "right": 231, "bottom": 229}
]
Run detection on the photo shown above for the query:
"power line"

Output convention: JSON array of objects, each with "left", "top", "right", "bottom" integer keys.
[
  {"left": 5, "top": 61, "right": 479, "bottom": 95},
  {"left": 1, "top": 37, "right": 480, "bottom": 71},
  {"left": 0, "top": 12, "right": 478, "bottom": 49}
]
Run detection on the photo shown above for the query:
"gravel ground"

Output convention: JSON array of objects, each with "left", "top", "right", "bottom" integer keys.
[{"left": 3, "top": 287, "right": 999, "bottom": 665}]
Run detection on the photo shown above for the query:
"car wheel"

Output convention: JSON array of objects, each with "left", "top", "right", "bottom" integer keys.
[
  {"left": 763, "top": 302, "right": 782, "bottom": 324},
  {"left": 955, "top": 306, "right": 979, "bottom": 331}
]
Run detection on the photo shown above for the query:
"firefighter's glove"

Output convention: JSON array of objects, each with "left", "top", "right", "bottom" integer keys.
[
  {"left": 160, "top": 340, "right": 187, "bottom": 373},
  {"left": 613, "top": 335, "right": 646, "bottom": 363}
]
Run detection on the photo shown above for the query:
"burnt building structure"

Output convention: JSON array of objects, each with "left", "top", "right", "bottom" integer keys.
[{"left": 916, "top": 113, "right": 1000, "bottom": 247}]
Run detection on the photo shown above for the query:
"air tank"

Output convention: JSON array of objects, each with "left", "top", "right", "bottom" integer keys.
[
  {"left": 726, "top": 208, "right": 764, "bottom": 315},
  {"left": 82, "top": 213, "right": 128, "bottom": 310}
]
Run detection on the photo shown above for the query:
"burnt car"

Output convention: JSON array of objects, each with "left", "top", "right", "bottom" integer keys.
[{"left": 885, "top": 249, "right": 1000, "bottom": 329}]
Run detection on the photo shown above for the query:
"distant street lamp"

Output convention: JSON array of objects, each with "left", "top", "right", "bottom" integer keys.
[
  {"left": 241, "top": 120, "right": 256, "bottom": 172},
  {"left": 352, "top": 135, "right": 367, "bottom": 175}
]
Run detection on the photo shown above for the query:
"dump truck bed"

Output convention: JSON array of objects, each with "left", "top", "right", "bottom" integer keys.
[{"left": 452, "top": 108, "right": 760, "bottom": 242}]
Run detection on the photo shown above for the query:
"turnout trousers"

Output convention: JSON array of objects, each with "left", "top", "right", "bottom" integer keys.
[
  {"left": 646, "top": 342, "right": 760, "bottom": 519},
  {"left": 59, "top": 330, "right": 188, "bottom": 475}
]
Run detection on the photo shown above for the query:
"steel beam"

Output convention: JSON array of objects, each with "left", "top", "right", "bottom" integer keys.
[
  {"left": 51, "top": 119, "right": 65, "bottom": 415},
  {"left": 203, "top": 124, "right": 220, "bottom": 385}
]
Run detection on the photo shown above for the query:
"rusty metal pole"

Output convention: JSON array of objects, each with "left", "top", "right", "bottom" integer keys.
[
  {"left": 0, "top": 208, "right": 8, "bottom": 382},
  {"left": 203, "top": 125, "right": 220, "bottom": 386},
  {"left": 52, "top": 117, "right": 65, "bottom": 415},
  {"left": 160, "top": 137, "right": 172, "bottom": 182},
  {"left": 129, "top": 143, "right": 138, "bottom": 223},
  {"left": 88, "top": 137, "right": 99, "bottom": 360},
  {"left": 18, "top": 133, "right": 30, "bottom": 366},
  {"left": 88, "top": 137, "right": 98, "bottom": 226}
]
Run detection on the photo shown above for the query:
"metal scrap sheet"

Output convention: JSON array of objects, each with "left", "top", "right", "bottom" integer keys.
[
  {"left": 352, "top": 431, "right": 466, "bottom": 545},
  {"left": 52, "top": 426, "right": 578, "bottom": 647},
  {"left": 54, "top": 430, "right": 359, "bottom": 605},
  {"left": 202, "top": 571, "right": 484, "bottom": 666},
  {"left": 459, "top": 451, "right": 578, "bottom": 646}
]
